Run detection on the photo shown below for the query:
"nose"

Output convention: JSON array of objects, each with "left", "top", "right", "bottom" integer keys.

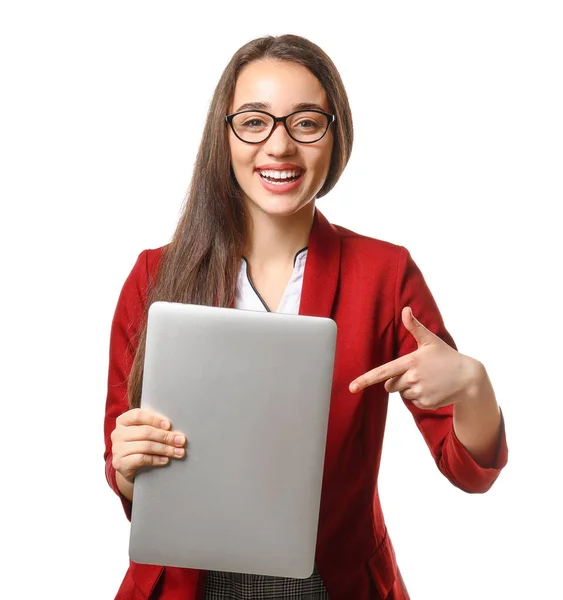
[{"left": 263, "top": 122, "right": 297, "bottom": 157}]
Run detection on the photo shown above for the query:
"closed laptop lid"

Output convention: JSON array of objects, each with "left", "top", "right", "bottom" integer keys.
[{"left": 129, "top": 301, "right": 337, "bottom": 578}]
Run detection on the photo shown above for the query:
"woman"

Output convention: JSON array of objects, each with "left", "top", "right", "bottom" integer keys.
[{"left": 104, "top": 34, "right": 508, "bottom": 600}]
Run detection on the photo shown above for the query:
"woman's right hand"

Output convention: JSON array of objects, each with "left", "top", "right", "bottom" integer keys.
[{"left": 111, "top": 408, "right": 187, "bottom": 485}]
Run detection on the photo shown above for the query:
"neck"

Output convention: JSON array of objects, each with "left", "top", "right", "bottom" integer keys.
[{"left": 243, "top": 202, "right": 315, "bottom": 268}]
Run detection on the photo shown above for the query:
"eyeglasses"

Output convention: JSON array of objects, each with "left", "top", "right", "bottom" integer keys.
[{"left": 225, "top": 109, "right": 336, "bottom": 144}]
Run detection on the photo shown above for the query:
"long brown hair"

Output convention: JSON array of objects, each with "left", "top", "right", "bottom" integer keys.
[{"left": 128, "top": 34, "right": 354, "bottom": 408}]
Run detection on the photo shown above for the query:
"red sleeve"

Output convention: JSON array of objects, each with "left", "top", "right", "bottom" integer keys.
[
  {"left": 394, "top": 247, "right": 508, "bottom": 493},
  {"left": 103, "top": 250, "right": 151, "bottom": 520}
]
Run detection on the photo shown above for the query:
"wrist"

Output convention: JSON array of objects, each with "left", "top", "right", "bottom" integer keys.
[
  {"left": 116, "top": 468, "right": 135, "bottom": 501},
  {"left": 458, "top": 357, "right": 489, "bottom": 405}
]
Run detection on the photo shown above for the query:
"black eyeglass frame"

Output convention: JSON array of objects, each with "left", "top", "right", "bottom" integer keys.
[{"left": 225, "top": 109, "right": 336, "bottom": 145}]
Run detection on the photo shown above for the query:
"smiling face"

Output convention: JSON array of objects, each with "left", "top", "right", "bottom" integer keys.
[{"left": 228, "top": 59, "right": 334, "bottom": 219}]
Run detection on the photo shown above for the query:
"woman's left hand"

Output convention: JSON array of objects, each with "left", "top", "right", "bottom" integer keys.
[{"left": 349, "top": 306, "right": 481, "bottom": 411}]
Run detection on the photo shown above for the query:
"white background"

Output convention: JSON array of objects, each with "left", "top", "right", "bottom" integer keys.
[{"left": 1, "top": 1, "right": 561, "bottom": 598}]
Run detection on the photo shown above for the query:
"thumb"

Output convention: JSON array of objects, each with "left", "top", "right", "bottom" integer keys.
[{"left": 402, "top": 306, "right": 438, "bottom": 346}]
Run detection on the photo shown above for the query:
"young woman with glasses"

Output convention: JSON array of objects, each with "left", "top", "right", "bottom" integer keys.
[{"left": 104, "top": 34, "right": 508, "bottom": 600}]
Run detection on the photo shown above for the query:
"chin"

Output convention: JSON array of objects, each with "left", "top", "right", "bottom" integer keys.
[{"left": 249, "top": 193, "right": 312, "bottom": 218}]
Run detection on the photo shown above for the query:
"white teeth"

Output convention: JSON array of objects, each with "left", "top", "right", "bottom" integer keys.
[{"left": 258, "top": 169, "right": 301, "bottom": 180}]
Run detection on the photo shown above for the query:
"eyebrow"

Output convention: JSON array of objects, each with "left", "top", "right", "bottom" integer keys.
[{"left": 233, "top": 101, "right": 327, "bottom": 113}]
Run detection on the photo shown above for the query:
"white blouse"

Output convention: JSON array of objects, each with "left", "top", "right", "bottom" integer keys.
[{"left": 235, "top": 248, "right": 308, "bottom": 314}]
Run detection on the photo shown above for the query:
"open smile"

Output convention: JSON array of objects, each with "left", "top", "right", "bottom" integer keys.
[{"left": 255, "top": 166, "right": 305, "bottom": 194}]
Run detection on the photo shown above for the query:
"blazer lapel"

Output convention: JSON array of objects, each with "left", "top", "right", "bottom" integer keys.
[{"left": 299, "top": 208, "right": 341, "bottom": 319}]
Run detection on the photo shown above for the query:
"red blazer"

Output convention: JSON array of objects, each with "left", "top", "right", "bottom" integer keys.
[{"left": 104, "top": 209, "right": 508, "bottom": 600}]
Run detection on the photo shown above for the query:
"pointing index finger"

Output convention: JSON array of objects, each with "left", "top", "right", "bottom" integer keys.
[{"left": 349, "top": 354, "right": 411, "bottom": 393}]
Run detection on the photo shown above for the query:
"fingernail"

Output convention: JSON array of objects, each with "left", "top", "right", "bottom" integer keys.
[
  {"left": 159, "top": 456, "right": 169, "bottom": 463},
  {"left": 174, "top": 447, "right": 185, "bottom": 457},
  {"left": 161, "top": 420, "right": 171, "bottom": 429},
  {"left": 174, "top": 435, "right": 185, "bottom": 446}
]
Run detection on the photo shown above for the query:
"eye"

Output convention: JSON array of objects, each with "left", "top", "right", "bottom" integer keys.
[
  {"left": 295, "top": 119, "right": 321, "bottom": 130},
  {"left": 240, "top": 117, "right": 268, "bottom": 129},
  {"left": 288, "top": 111, "right": 326, "bottom": 131}
]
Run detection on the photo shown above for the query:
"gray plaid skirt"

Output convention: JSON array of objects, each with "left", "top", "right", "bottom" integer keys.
[{"left": 204, "top": 565, "right": 330, "bottom": 599}]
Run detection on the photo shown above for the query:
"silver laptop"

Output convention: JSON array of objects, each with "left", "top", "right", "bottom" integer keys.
[{"left": 129, "top": 301, "right": 337, "bottom": 578}]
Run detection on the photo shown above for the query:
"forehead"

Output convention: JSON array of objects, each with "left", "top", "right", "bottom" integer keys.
[{"left": 230, "top": 59, "right": 329, "bottom": 113}]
